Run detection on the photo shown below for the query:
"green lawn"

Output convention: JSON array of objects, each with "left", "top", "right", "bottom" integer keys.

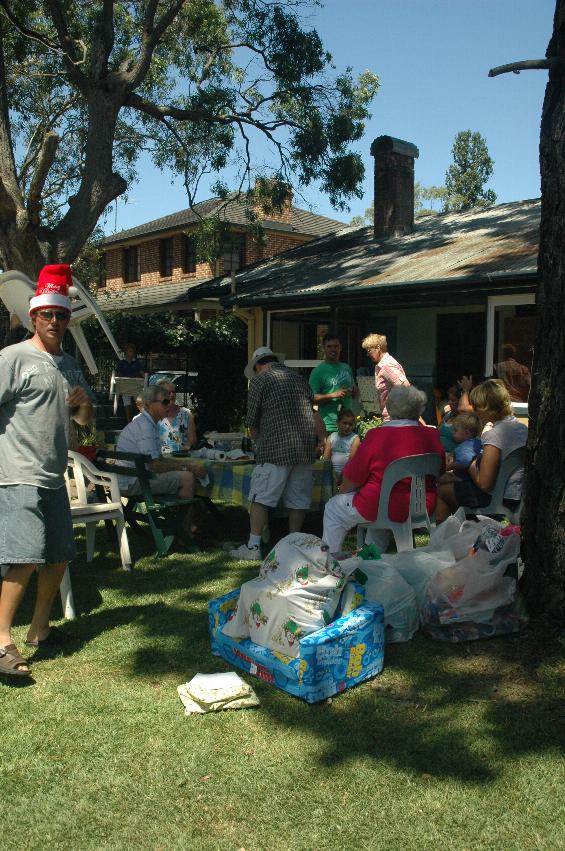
[{"left": 2, "top": 508, "right": 564, "bottom": 851}]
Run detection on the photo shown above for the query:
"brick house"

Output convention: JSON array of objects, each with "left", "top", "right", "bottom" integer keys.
[
  {"left": 187, "top": 137, "right": 539, "bottom": 421},
  {"left": 97, "top": 190, "right": 343, "bottom": 318}
]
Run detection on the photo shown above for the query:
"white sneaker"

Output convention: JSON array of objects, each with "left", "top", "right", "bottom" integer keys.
[{"left": 229, "top": 543, "right": 262, "bottom": 561}]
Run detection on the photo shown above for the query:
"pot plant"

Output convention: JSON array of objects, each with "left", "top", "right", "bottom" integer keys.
[{"left": 72, "top": 422, "right": 104, "bottom": 462}]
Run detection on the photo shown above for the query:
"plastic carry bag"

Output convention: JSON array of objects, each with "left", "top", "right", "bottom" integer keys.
[
  {"left": 422, "top": 523, "right": 521, "bottom": 630},
  {"left": 341, "top": 560, "right": 419, "bottom": 643}
]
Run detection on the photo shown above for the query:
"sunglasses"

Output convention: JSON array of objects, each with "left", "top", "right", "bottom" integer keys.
[
  {"left": 35, "top": 310, "right": 70, "bottom": 321},
  {"left": 156, "top": 398, "right": 170, "bottom": 406}
]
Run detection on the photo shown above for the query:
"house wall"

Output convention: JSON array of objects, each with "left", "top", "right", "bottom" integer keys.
[{"left": 103, "top": 227, "right": 309, "bottom": 292}]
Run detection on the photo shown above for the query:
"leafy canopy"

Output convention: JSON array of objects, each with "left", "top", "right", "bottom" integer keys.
[
  {"left": 0, "top": 0, "right": 379, "bottom": 274},
  {"left": 443, "top": 130, "right": 497, "bottom": 211}
]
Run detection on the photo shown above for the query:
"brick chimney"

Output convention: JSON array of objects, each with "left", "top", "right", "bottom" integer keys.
[
  {"left": 253, "top": 178, "right": 293, "bottom": 225},
  {"left": 370, "top": 136, "right": 419, "bottom": 238}
]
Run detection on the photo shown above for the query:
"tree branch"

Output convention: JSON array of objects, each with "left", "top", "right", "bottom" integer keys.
[
  {"left": 126, "top": 0, "right": 187, "bottom": 88},
  {"left": 0, "top": 1, "right": 60, "bottom": 53},
  {"left": 0, "top": 26, "right": 23, "bottom": 220},
  {"left": 27, "top": 131, "right": 59, "bottom": 224},
  {"left": 488, "top": 58, "right": 562, "bottom": 77}
]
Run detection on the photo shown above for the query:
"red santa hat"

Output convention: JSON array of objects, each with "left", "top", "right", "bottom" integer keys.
[{"left": 29, "top": 264, "right": 75, "bottom": 315}]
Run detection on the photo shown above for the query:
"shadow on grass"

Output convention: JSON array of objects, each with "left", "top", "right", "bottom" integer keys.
[{"left": 9, "top": 508, "right": 564, "bottom": 784}]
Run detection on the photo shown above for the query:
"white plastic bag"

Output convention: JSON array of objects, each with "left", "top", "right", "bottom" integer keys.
[
  {"left": 424, "top": 529, "right": 520, "bottom": 625},
  {"left": 341, "top": 560, "right": 419, "bottom": 642},
  {"left": 383, "top": 548, "right": 456, "bottom": 610}
]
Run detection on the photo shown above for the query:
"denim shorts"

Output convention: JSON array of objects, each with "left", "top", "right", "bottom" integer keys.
[{"left": 0, "top": 484, "right": 76, "bottom": 565}]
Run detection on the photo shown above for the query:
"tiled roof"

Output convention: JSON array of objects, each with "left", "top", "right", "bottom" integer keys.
[
  {"left": 96, "top": 277, "right": 207, "bottom": 312},
  {"left": 101, "top": 193, "right": 343, "bottom": 246},
  {"left": 187, "top": 199, "right": 540, "bottom": 307}
]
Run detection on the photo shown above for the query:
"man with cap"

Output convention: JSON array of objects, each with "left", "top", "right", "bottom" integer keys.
[
  {"left": 229, "top": 346, "right": 318, "bottom": 561},
  {"left": 0, "top": 264, "right": 94, "bottom": 677}
]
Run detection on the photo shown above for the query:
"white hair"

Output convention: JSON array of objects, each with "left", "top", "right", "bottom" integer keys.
[{"left": 386, "top": 385, "right": 427, "bottom": 420}]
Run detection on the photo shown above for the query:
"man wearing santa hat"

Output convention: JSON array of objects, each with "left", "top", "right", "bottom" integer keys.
[{"left": 0, "top": 264, "right": 93, "bottom": 678}]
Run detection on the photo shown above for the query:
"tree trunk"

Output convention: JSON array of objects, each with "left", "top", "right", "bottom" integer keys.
[{"left": 522, "top": 0, "right": 565, "bottom": 622}]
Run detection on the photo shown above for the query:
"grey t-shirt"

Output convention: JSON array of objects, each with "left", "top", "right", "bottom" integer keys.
[
  {"left": 0, "top": 340, "right": 92, "bottom": 488},
  {"left": 482, "top": 415, "right": 528, "bottom": 500}
]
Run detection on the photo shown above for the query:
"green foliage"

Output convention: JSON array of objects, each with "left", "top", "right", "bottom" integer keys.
[
  {"left": 356, "top": 413, "right": 382, "bottom": 438},
  {"left": 82, "top": 310, "right": 247, "bottom": 433},
  {"left": 443, "top": 131, "right": 497, "bottom": 211},
  {"left": 415, "top": 182, "right": 448, "bottom": 217},
  {"left": 0, "top": 1, "right": 380, "bottom": 273}
]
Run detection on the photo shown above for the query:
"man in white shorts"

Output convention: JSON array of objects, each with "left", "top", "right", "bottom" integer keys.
[{"left": 230, "top": 347, "right": 318, "bottom": 561}]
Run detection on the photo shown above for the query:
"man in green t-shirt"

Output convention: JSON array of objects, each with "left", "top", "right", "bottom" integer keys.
[{"left": 309, "top": 332, "right": 359, "bottom": 433}]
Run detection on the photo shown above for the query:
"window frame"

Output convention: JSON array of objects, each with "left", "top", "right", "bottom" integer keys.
[
  {"left": 123, "top": 245, "right": 140, "bottom": 284},
  {"left": 159, "top": 236, "right": 174, "bottom": 278},
  {"left": 223, "top": 234, "right": 246, "bottom": 274},
  {"left": 182, "top": 234, "right": 197, "bottom": 274}
]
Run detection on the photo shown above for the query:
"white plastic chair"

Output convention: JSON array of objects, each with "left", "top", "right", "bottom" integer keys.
[
  {"left": 62, "top": 450, "right": 132, "bottom": 618},
  {"left": 460, "top": 445, "right": 527, "bottom": 524},
  {"left": 356, "top": 453, "right": 443, "bottom": 553}
]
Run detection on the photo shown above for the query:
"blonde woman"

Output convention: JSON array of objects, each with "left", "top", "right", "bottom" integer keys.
[
  {"left": 361, "top": 333, "right": 409, "bottom": 421},
  {"left": 435, "top": 379, "right": 528, "bottom": 523}
]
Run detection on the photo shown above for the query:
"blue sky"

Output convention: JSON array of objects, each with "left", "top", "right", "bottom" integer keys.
[{"left": 104, "top": 0, "right": 555, "bottom": 234}]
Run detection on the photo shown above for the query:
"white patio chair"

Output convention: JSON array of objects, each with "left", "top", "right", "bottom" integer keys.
[
  {"left": 356, "top": 452, "right": 443, "bottom": 553},
  {"left": 460, "top": 445, "right": 527, "bottom": 524},
  {"left": 62, "top": 450, "right": 132, "bottom": 619}
]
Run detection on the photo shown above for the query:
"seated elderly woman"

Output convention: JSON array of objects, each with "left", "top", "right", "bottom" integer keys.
[
  {"left": 156, "top": 377, "right": 197, "bottom": 453},
  {"left": 435, "top": 379, "right": 528, "bottom": 523},
  {"left": 322, "top": 385, "right": 444, "bottom": 554}
]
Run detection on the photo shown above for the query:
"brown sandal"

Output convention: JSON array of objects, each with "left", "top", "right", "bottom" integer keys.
[{"left": 0, "top": 644, "right": 32, "bottom": 677}]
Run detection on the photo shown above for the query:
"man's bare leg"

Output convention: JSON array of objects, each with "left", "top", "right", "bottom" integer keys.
[
  {"left": 287, "top": 509, "right": 306, "bottom": 533},
  {"left": 250, "top": 501, "right": 269, "bottom": 537},
  {"left": 26, "top": 562, "right": 67, "bottom": 644},
  {"left": 0, "top": 563, "right": 36, "bottom": 672}
]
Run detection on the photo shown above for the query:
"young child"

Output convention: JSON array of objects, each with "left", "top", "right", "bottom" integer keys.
[
  {"left": 323, "top": 408, "right": 360, "bottom": 484},
  {"left": 441, "top": 412, "right": 482, "bottom": 483}
]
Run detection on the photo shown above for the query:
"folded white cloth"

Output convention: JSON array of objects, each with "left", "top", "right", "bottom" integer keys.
[{"left": 177, "top": 672, "right": 259, "bottom": 715}]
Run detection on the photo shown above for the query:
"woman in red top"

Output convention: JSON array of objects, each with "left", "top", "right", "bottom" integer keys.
[{"left": 322, "top": 385, "right": 444, "bottom": 553}]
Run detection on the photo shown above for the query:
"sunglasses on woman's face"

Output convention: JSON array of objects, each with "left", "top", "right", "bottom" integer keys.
[{"left": 35, "top": 310, "right": 71, "bottom": 322}]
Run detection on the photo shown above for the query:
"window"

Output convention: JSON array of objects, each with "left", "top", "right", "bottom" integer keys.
[
  {"left": 160, "top": 237, "right": 174, "bottom": 278},
  {"left": 223, "top": 234, "right": 245, "bottom": 273},
  {"left": 123, "top": 246, "right": 139, "bottom": 284},
  {"left": 486, "top": 296, "right": 535, "bottom": 404},
  {"left": 182, "top": 235, "right": 196, "bottom": 274}
]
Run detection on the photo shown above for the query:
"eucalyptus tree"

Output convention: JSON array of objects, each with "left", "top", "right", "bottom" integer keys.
[{"left": 0, "top": 0, "right": 379, "bottom": 277}]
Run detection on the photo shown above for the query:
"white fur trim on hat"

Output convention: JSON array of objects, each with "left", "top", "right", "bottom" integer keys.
[{"left": 29, "top": 293, "right": 72, "bottom": 313}]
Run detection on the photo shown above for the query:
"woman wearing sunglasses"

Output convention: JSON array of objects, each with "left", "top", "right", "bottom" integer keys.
[{"left": 155, "top": 378, "right": 197, "bottom": 454}]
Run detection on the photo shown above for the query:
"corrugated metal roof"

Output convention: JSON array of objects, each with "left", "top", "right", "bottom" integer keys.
[
  {"left": 187, "top": 199, "right": 540, "bottom": 306},
  {"left": 101, "top": 193, "right": 343, "bottom": 246},
  {"left": 96, "top": 277, "right": 206, "bottom": 312}
]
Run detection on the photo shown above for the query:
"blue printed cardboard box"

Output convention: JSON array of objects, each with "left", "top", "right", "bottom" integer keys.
[{"left": 208, "top": 585, "right": 385, "bottom": 703}]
